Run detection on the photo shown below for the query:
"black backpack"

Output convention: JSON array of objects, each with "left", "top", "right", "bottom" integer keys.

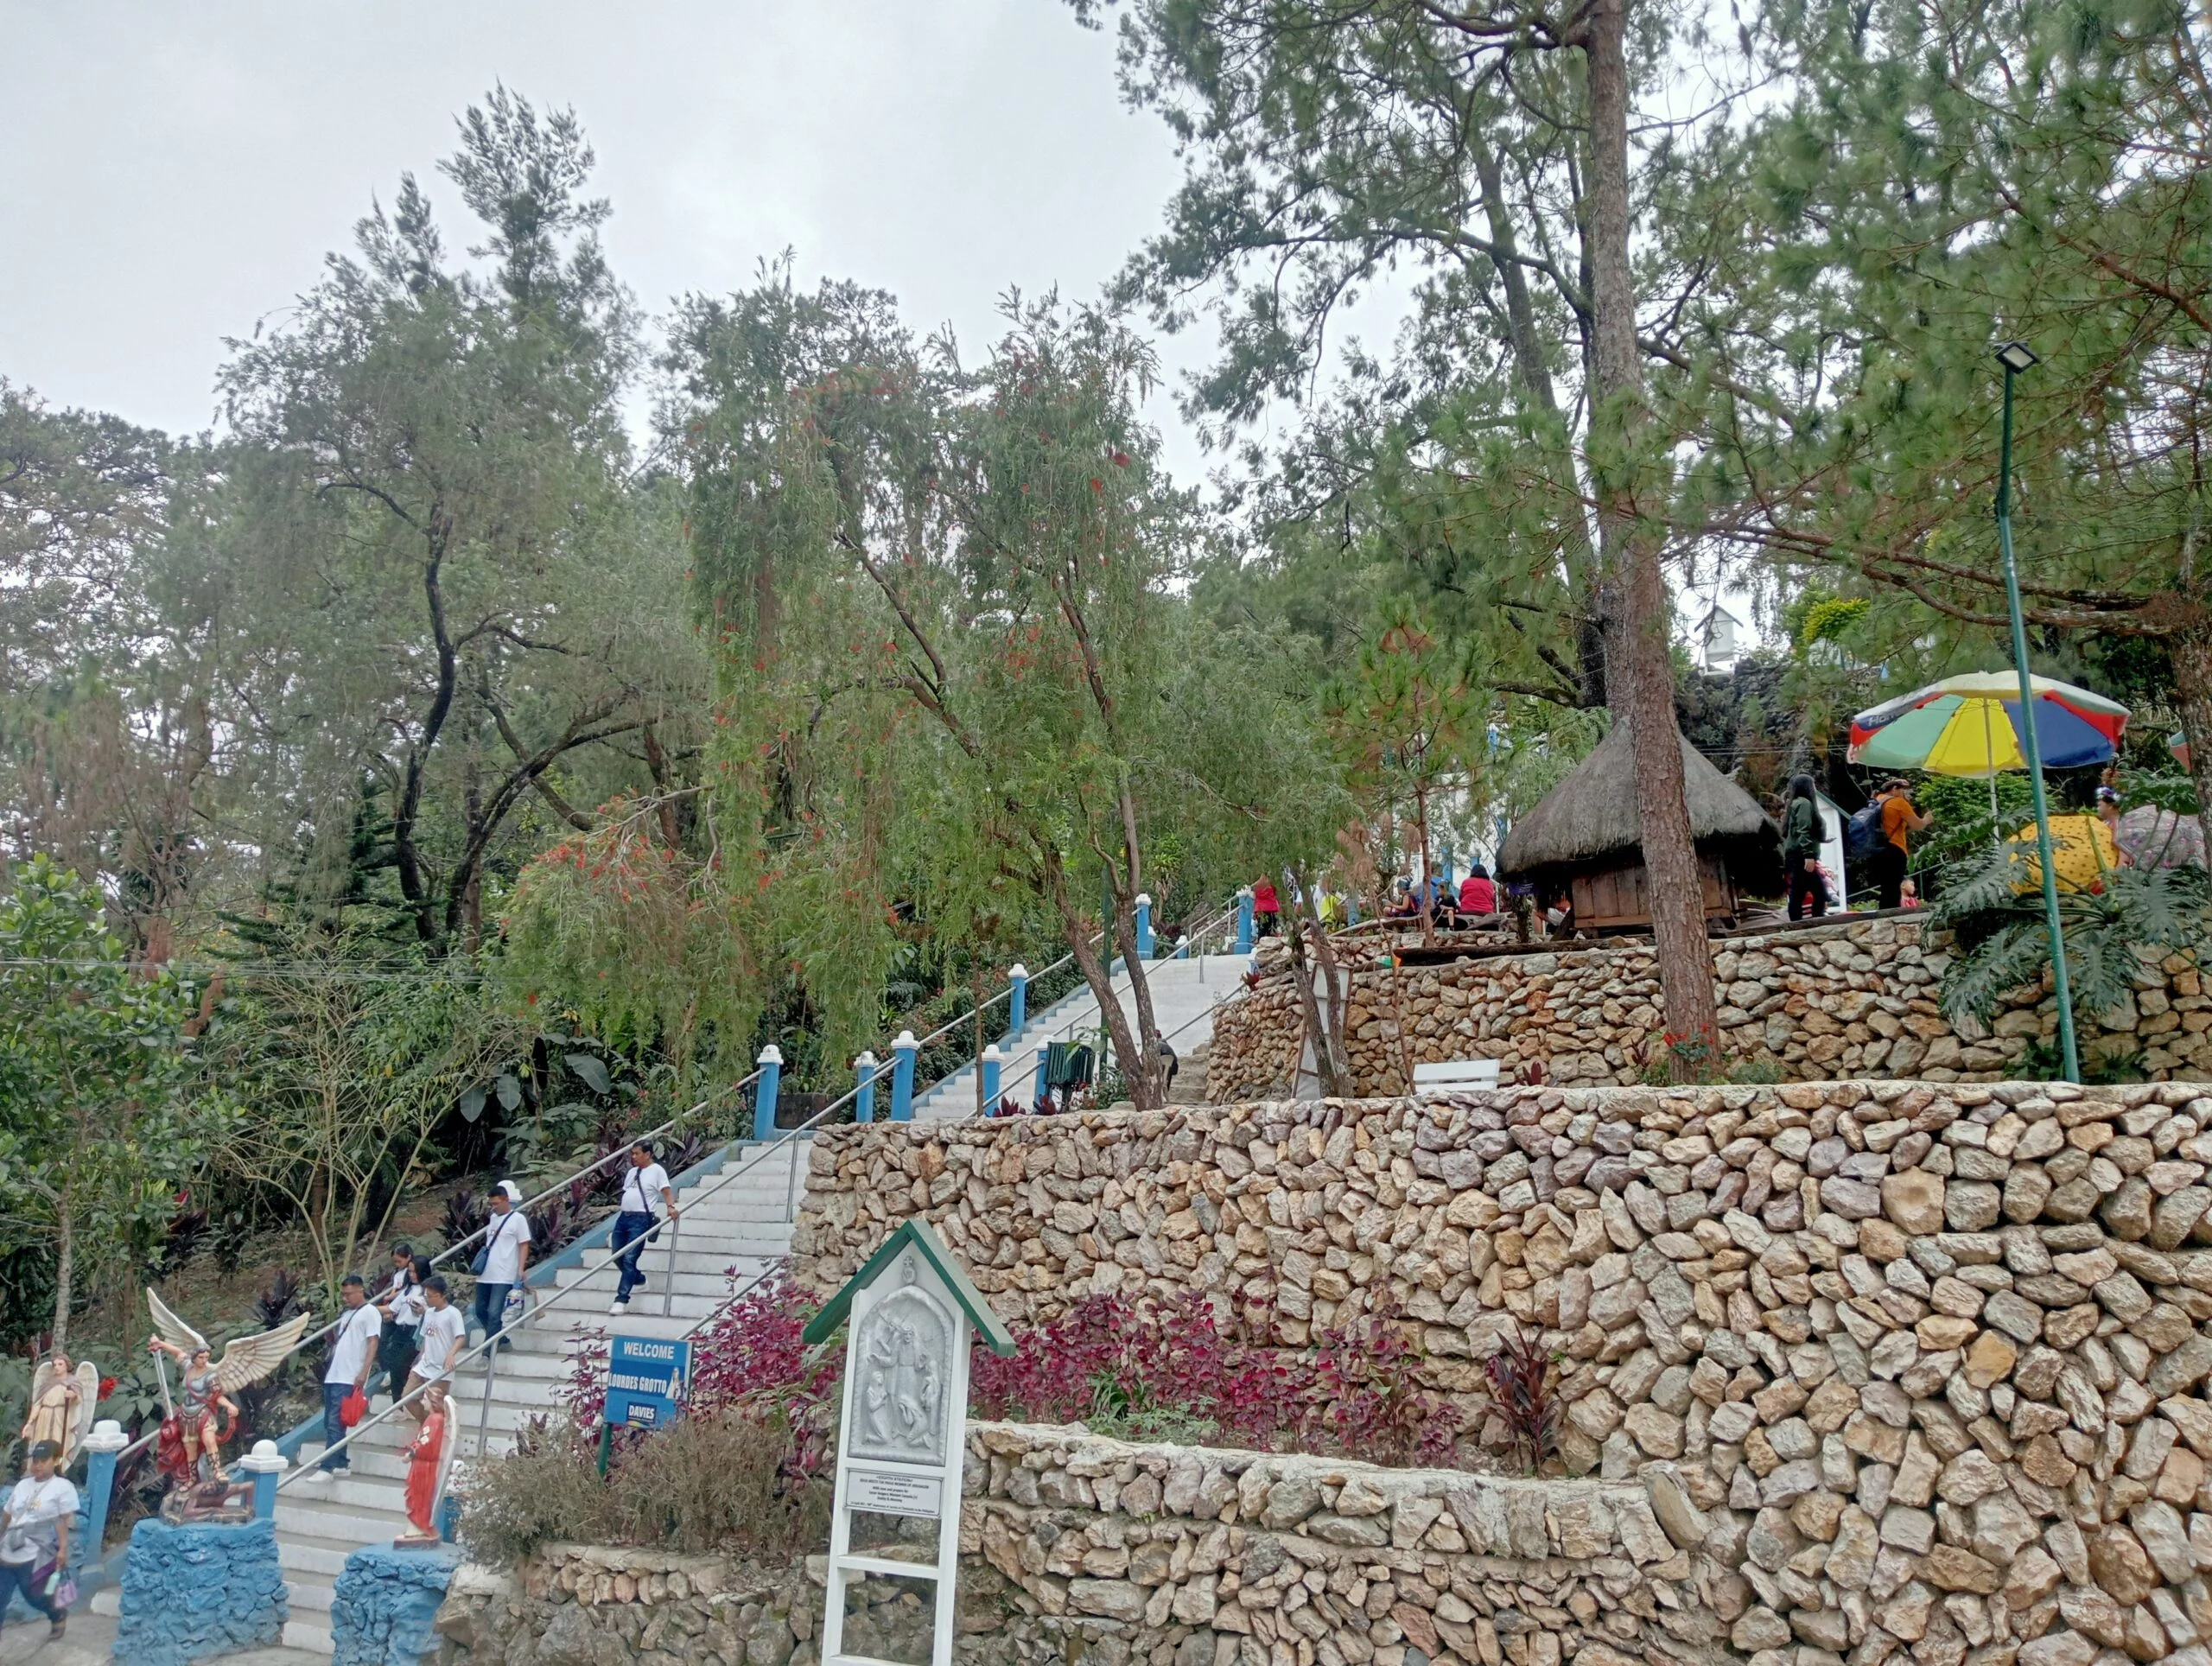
[{"left": 1845, "top": 801, "right": 1886, "bottom": 862}]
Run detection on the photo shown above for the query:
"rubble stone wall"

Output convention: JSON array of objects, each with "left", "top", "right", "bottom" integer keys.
[
  {"left": 431, "top": 1422, "right": 1711, "bottom": 1666},
  {"left": 1205, "top": 916, "right": 2212, "bottom": 1099},
  {"left": 793, "top": 1081, "right": 2212, "bottom": 1666}
]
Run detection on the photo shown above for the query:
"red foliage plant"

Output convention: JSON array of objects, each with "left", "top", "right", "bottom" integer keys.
[
  {"left": 684, "top": 1269, "right": 843, "bottom": 1482},
  {"left": 969, "top": 1291, "right": 1465, "bottom": 1470},
  {"left": 1479, "top": 1323, "right": 1561, "bottom": 1472}
]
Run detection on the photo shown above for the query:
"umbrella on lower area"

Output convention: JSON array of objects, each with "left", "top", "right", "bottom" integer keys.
[{"left": 1849, "top": 671, "right": 2129, "bottom": 775}]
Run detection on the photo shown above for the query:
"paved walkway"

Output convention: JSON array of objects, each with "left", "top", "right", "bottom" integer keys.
[{"left": 0, "top": 1609, "right": 321, "bottom": 1664}]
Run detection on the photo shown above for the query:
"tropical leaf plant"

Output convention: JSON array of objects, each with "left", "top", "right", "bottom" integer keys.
[{"left": 1931, "top": 843, "right": 2212, "bottom": 1036}]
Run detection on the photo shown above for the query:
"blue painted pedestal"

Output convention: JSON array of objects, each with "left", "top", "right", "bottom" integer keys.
[
  {"left": 330, "top": 1543, "right": 460, "bottom": 1666},
  {"left": 111, "top": 1516, "right": 286, "bottom": 1666}
]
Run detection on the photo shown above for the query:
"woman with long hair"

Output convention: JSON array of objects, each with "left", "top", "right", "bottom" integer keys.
[{"left": 1782, "top": 774, "right": 1827, "bottom": 920}]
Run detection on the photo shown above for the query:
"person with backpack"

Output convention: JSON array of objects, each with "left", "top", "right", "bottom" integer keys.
[
  {"left": 1781, "top": 775, "right": 1827, "bottom": 920},
  {"left": 1867, "top": 779, "right": 1929, "bottom": 910}
]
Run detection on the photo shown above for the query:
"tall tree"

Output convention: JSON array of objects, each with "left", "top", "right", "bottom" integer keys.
[
  {"left": 667, "top": 278, "right": 1338, "bottom": 1105},
  {"left": 1070, "top": 0, "right": 1731, "bottom": 1063},
  {"left": 1707, "top": 0, "right": 2212, "bottom": 844},
  {"left": 215, "top": 89, "right": 701, "bottom": 950},
  {"left": 0, "top": 857, "right": 219, "bottom": 1347}
]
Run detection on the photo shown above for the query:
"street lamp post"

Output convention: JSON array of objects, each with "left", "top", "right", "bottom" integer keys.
[{"left": 1994, "top": 340, "right": 2082, "bottom": 1084}]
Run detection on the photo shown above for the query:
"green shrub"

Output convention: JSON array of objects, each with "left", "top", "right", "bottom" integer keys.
[{"left": 462, "top": 1410, "right": 832, "bottom": 1566}]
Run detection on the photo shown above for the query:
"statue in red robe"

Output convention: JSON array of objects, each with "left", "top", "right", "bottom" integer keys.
[{"left": 400, "top": 1383, "right": 450, "bottom": 1543}]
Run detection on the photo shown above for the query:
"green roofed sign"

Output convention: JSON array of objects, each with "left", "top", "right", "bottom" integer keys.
[
  {"left": 809, "top": 1218, "right": 1011, "bottom": 1666},
  {"left": 802, "top": 1218, "right": 1016, "bottom": 1357}
]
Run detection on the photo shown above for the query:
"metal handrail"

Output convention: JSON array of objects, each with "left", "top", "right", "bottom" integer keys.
[
  {"left": 261, "top": 897, "right": 1243, "bottom": 1481},
  {"left": 281, "top": 903, "right": 1249, "bottom": 1488},
  {"left": 280, "top": 1073, "right": 875, "bottom": 1484},
  {"left": 111, "top": 1069, "right": 766, "bottom": 1468}
]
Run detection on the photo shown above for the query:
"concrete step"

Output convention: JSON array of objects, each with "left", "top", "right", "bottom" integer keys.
[
  {"left": 283, "top": 1617, "right": 337, "bottom": 1653},
  {"left": 270, "top": 1132, "right": 807, "bottom": 1657}
]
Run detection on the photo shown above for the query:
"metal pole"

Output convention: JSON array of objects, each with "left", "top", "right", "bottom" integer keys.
[
  {"left": 660, "top": 1206, "right": 683, "bottom": 1318},
  {"left": 475, "top": 1334, "right": 502, "bottom": 1460},
  {"left": 1997, "top": 350, "right": 2081, "bottom": 1083}
]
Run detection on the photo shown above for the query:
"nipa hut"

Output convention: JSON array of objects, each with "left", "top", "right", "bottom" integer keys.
[{"left": 1497, "top": 727, "right": 1779, "bottom": 931}]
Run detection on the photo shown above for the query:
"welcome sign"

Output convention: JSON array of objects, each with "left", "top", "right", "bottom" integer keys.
[{"left": 605, "top": 1334, "right": 690, "bottom": 1428}]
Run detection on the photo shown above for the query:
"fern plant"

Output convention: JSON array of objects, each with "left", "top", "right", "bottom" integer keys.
[{"left": 1931, "top": 843, "right": 2210, "bottom": 1036}]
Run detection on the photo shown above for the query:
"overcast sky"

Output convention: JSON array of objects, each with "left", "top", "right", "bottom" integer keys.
[{"left": 0, "top": 1, "right": 1235, "bottom": 482}]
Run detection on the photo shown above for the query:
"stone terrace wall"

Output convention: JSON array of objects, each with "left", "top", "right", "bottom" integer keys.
[
  {"left": 433, "top": 1422, "right": 1713, "bottom": 1666},
  {"left": 1205, "top": 915, "right": 2212, "bottom": 1099},
  {"left": 793, "top": 1082, "right": 2212, "bottom": 1666}
]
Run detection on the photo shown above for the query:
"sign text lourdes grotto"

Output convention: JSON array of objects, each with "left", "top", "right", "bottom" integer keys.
[{"left": 802, "top": 1220, "right": 1015, "bottom": 1666}]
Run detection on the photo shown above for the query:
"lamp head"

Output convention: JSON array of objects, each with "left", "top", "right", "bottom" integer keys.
[{"left": 1995, "top": 340, "right": 2039, "bottom": 373}]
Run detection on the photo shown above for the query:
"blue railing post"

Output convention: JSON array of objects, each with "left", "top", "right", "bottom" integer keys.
[
  {"left": 1235, "top": 887, "right": 1255, "bottom": 954},
  {"left": 890, "top": 1031, "right": 919, "bottom": 1122},
  {"left": 1034, "top": 1040, "right": 1052, "bottom": 1106},
  {"left": 854, "top": 1052, "right": 878, "bottom": 1124},
  {"left": 1135, "top": 893, "right": 1154, "bottom": 960},
  {"left": 1347, "top": 894, "right": 1361, "bottom": 926},
  {"left": 1007, "top": 964, "right": 1028, "bottom": 1038},
  {"left": 753, "top": 1045, "right": 784, "bottom": 1141},
  {"left": 1442, "top": 845, "right": 1455, "bottom": 888},
  {"left": 81, "top": 1421, "right": 125, "bottom": 1566},
  {"left": 981, "top": 1045, "right": 1004, "bottom": 1114},
  {"left": 238, "top": 1439, "right": 287, "bottom": 1521}
]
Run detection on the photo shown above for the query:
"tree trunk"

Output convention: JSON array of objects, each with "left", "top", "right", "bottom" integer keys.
[
  {"left": 1582, "top": 0, "right": 1719, "bottom": 1076},
  {"left": 1043, "top": 855, "right": 1162, "bottom": 1110},
  {"left": 49, "top": 1207, "right": 72, "bottom": 1352},
  {"left": 1289, "top": 875, "right": 1352, "bottom": 1097},
  {"left": 1108, "top": 893, "right": 1166, "bottom": 1109}
]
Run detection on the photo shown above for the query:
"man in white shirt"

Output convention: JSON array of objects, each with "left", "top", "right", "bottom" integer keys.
[
  {"left": 0, "top": 1441, "right": 75, "bottom": 1640},
  {"left": 305, "top": 1275, "right": 381, "bottom": 1482},
  {"left": 404, "top": 1276, "right": 467, "bottom": 1421},
  {"left": 610, "top": 1141, "right": 678, "bottom": 1314},
  {"left": 473, "top": 1184, "right": 532, "bottom": 1351}
]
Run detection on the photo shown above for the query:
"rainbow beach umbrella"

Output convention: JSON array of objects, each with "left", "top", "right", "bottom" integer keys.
[{"left": 1848, "top": 672, "right": 2129, "bottom": 776}]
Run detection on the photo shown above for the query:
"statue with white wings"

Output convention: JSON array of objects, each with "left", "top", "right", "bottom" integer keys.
[
  {"left": 22, "top": 1351, "right": 97, "bottom": 1468},
  {"left": 146, "top": 1288, "right": 311, "bottom": 1486}
]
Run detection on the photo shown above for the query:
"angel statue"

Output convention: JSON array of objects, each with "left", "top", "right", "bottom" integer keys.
[
  {"left": 146, "top": 1288, "right": 310, "bottom": 1488},
  {"left": 22, "top": 1351, "right": 96, "bottom": 1468}
]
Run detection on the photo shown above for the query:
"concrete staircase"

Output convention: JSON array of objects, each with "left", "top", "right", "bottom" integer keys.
[
  {"left": 245, "top": 1143, "right": 813, "bottom": 1652},
  {"left": 912, "top": 953, "right": 1245, "bottom": 1119},
  {"left": 232, "top": 942, "right": 1244, "bottom": 1653}
]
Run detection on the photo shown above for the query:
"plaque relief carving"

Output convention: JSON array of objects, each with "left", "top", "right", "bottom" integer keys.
[{"left": 849, "top": 1257, "right": 953, "bottom": 1466}]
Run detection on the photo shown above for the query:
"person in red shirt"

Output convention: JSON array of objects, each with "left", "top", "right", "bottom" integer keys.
[
  {"left": 1458, "top": 864, "right": 1497, "bottom": 917},
  {"left": 1251, "top": 877, "right": 1281, "bottom": 936}
]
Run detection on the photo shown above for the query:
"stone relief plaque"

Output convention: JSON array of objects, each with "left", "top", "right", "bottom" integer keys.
[{"left": 848, "top": 1256, "right": 954, "bottom": 1466}]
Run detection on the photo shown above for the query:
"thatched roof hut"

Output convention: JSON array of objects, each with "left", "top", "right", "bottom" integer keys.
[{"left": 1497, "top": 727, "right": 1778, "bottom": 930}]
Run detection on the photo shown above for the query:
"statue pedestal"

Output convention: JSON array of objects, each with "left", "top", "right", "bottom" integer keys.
[
  {"left": 111, "top": 1516, "right": 286, "bottom": 1666},
  {"left": 331, "top": 1543, "right": 460, "bottom": 1666}
]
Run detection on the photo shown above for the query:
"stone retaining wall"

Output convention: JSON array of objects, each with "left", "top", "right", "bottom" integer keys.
[
  {"left": 431, "top": 1422, "right": 1709, "bottom": 1666},
  {"left": 792, "top": 1081, "right": 2212, "bottom": 1666},
  {"left": 334, "top": 1543, "right": 457, "bottom": 1666},
  {"left": 1205, "top": 916, "right": 2212, "bottom": 1098},
  {"left": 111, "top": 1515, "right": 289, "bottom": 1666}
]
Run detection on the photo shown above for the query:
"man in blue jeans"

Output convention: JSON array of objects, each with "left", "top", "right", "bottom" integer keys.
[
  {"left": 609, "top": 1141, "right": 678, "bottom": 1315},
  {"left": 472, "top": 1183, "right": 532, "bottom": 1351},
  {"left": 302, "top": 1275, "right": 379, "bottom": 1484}
]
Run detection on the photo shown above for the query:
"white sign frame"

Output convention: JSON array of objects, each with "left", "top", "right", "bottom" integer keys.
[{"left": 820, "top": 1239, "right": 971, "bottom": 1666}]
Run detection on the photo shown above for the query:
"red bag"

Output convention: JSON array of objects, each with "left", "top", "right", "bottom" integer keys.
[{"left": 340, "top": 1390, "right": 369, "bottom": 1428}]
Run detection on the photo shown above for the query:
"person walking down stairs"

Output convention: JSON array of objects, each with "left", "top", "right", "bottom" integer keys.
[
  {"left": 472, "top": 1184, "right": 532, "bottom": 1351},
  {"left": 302, "top": 1278, "right": 379, "bottom": 1486},
  {"left": 610, "top": 1142, "right": 678, "bottom": 1316}
]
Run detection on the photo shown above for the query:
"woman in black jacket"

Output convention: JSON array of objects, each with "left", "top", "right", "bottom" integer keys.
[{"left": 1782, "top": 775, "right": 1827, "bottom": 920}]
